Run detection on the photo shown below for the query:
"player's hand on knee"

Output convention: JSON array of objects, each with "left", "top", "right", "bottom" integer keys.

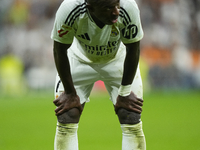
[
  {"left": 53, "top": 92, "right": 83, "bottom": 116},
  {"left": 115, "top": 91, "right": 143, "bottom": 114}
]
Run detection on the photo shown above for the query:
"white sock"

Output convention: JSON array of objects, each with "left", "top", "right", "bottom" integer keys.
[
  {"left": 121, "top": 122, "right": 146, "bottom": 150},
  {"left": 54, "top": 123, "right": 79, "bottom": 150}
]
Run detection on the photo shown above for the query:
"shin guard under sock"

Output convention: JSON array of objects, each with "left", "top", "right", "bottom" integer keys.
[
  {"left": 121, "top": 122, "right": 146, "bottom": 150},
  {"left": 54, "top": 123, "right": 79, "bottom": 150}
]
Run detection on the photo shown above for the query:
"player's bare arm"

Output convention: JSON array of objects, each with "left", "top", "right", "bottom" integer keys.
[
  {"left": 115, "top": 41, "right": 144, "bottom": 114},
  {"left": 53, "top": 41, "right": 83, "bottom": 116},
  {"left": 122, "top": 41, "right": 140, "bottom": 85}
]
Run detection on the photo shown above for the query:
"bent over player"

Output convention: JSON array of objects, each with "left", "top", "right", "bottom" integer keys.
[{"left": 51, "top": 0, "right": 146, "bottom": 149}]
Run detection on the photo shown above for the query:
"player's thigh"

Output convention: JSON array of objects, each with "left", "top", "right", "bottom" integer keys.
[
  {"left": 102, "top": 59, "right": 143, "bottom": 104},
  {"left": 54, "top": 57, "right": 98, "bottom": 104}
]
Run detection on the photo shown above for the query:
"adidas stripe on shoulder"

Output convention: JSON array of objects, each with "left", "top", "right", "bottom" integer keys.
[
  {"left": 119, "top": 7, "right": 131, "bottom": 26},
  {"left": 65, "top": 2, "right": 87, "bottom": 27}
]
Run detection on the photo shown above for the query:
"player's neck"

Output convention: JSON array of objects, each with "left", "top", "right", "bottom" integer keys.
[{"left": 89, "top": 13, "right": 105, "bottom": 29}]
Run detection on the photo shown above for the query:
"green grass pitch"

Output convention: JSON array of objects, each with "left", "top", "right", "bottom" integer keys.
[{"left": 0, "top": 90, "right": 200, "bottom": 150}]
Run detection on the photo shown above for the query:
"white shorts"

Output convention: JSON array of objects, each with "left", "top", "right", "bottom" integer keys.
[{"left": 54, "top": 56, "right": 143, "bottom": 105}]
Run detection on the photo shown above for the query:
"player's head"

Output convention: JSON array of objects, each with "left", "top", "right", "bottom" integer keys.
[{"left": 86, "top": 0, "right": 120, "bottom": 25}]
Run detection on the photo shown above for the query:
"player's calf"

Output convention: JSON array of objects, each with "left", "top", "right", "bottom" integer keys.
[{"left": 117, "top": 108, "right": 141, "bottom": 124}]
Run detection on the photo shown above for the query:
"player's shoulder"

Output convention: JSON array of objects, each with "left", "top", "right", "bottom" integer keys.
[
  {"left": 56, "top": 0, "right": 87, "bottom": 25},
  {"left": 119, "top": 0, "right": 140, "bottom": 24},
  {"left": 120, "top": 0, "right": 139, "bottom": 11},
  {"left": 61, "top": 0, "right": 86, "bottom": 8},
  {"left": 58, "top": 0, "right": 86, "bottom": 14}
]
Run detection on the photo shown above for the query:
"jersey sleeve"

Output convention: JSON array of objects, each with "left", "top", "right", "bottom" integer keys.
[
  {"left": 120, "top": 0, "right": 144, "bottom": 44},
  {"left": 51, "top": 1, "right": 76, "bottom": 44}
]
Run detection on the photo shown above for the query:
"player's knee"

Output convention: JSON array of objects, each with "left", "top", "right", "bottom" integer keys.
[
  {"left": 57, "top": 108, "right": 81, "bottom": 124},
  {"left": 117, "top": 108, "right": 141, "bottom": 124}
]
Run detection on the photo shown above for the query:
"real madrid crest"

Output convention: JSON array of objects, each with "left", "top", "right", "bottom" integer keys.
[{"left": 110, "top": 25, "right": 119, "bottom": 37}]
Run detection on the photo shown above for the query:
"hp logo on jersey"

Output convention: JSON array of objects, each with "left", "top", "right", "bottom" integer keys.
[{"left": 122, "top": 24, "right": 138, "bottom": 39}]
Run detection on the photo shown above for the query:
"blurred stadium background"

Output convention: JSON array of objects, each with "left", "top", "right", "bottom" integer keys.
[{"left": 0, "top": 0, "right": 200, "bottom": 150}]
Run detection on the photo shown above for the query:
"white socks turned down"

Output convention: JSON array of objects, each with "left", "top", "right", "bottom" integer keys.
[
  {"left": 54, "top": 121, "right": 146, "bottom": 150},
  {"left": 121, "top": 121, "right": 146, "bottom": 150},
  {"left": 54, "top": 123, "right": 79, "bottom": 150}
]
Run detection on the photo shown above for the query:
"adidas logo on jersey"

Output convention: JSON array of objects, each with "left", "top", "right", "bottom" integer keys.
[{"left": 78, "top": 33, "right": 90, "bottom": 41}]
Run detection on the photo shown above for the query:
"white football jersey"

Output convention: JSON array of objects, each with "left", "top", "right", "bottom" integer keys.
[{"left": 51, "top": 0, "right": 144, "bottom": 64}]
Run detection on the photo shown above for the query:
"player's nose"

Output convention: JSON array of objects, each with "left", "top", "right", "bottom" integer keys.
[{"left": 112, "top": 6, "right": 120, "bottom": 16}]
